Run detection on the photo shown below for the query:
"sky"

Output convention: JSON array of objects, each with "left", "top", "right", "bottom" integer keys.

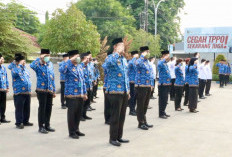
[{"left": 2, "top": 0, "right": 232, "bottom": 34}]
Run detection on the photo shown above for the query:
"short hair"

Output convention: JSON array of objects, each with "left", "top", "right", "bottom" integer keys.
[{"left": 201, "top": 59, "right": 206, "bottom": 63}]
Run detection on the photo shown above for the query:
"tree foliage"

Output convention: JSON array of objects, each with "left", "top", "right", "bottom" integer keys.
[
  {"left": 212, "top": 54, "right": 226, "bottom": 75},
  {"left": 128, "top": 29, "right": 161, "bottom": 57},
  {"left": 76, "top": 0, "right": 136, "bottom": 44},
  {"left": 118, "top": 0, "right": 185, "bottom": 49},
  {"left": 0, "top": 2, "right": 38, "bottom": 61},
  {"left": 6, "top": 2, "right": 41, "bottom": 35},
  {"left": 40, "top": 4, "right": 101, "bottom": 56}
]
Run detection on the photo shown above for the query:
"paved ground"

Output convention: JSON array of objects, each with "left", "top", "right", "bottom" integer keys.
[{"left": 0, "top": 83, "right": 232, "bottom": 157}]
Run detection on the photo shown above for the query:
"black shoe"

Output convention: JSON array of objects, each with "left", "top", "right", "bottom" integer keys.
[
  {"left": 138, "top": 124, "right": 149, "bottom": 130},
  {"left": 150, "top": 96, "right": 156, "bottom": 99},
  {"left": 109, "top": 140, "right": 121, "bottom": 146},
  {"left": 205, "top": 94, "right": 211, "bottom": 96},
  {"left": 165, "top": 114, "right": 170, "bottom": 117},
  {"left": 91, "top": 101, "right": 96, "bottom": 103},
  {"left": 159, "top": 115, "right": 168, "bottom": 119},
  {"left": 16, "top": 123, "right": 24, "bottom": 129},
  {"left": 89, "top": 106, "right": 96, "bottom": 110},
  {"left": 61, "top": 106, "right": 67, "bottom": 109},
  {"left": 39, "top": 127, "right": 49, "bottom": 134},
  {"left": 190, "top": 110, "right": 198, "bottom": 113},
  {"left": 76, "top": 131, "right": 85, "bottom": 136},
  {"left": 145, "top": 123, "right": 153, "bottom": 128},
  {"left": 184, "top": 103, "right": 188, "bottom": 106},
  {"left": 147, "top": 106, "right": 152, "bottom": 109},
  {"left": 83, "top": 116, "right": 92, "bottom": 120},
  {"left": 117, "top": 138, "right": 129, "bottom": 143},
  {"left": 199, "top": 97, "right": 206, "bottom": 99},
  {"left": 105, "top": 121, "right": 110, "bottom": 125},
  {"left": 87, "top": 107, "right": 92, "bottom": 111},
  {"left": 1, "top": 119, "right": 11, "bottom": 123},
  {"left": 45, "top": 126, "right": 55, "bottom": 132},
  {"left": 69, "top": 134, "right": 79, "bottom": 139},
  {"left": 80, "top": 117, "right": 86, "bottom": 121},
  {"left": 24, "top": 122, "right": 33, "bottom": 126},
  {"left": 129, "top": 111, "right": 137, "bottom": 116},
  {"left": 170, "top": 98, "right": 175, "bottom": 101}
]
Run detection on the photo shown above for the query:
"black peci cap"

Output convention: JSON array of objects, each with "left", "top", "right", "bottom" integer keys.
[
  {"left": 140, "top": 46, "right": 149, "bottom": 52},
  {"left": 112, "top": 38, "right": 123, "bottom": 46},
  {"left": 130, "top": 51, "right": 139, "bottom": 55},
  {"left": 62, "top": 54, "right": 69, "bottom": 58},
  {"left": 161, "top": 50, "right": 169, "bottom": 55},
  {"left": 15, "top": 55, "right": 25, "bottom": 62},
  {"left": 41, "top": 49, "right": 50, "bottom": 54},
  {"left": 68, "top": 50, "right": 79, "bottom": 56}
]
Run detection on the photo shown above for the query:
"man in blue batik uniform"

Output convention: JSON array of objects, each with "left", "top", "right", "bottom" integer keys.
[
  {"left": 60, "top": 50, "right": 87, "bottom": 139},
  {"left": 59, "top": 54, "right": 69, "bottom": 109},
  {"left": 128, "top": 50, "right": 139, "bottom": 116},
  {"left": 12, "top": 55, "right": 33, "bottom": 129},
  {"left": 80, "top": 53, "right": 92, "bottom": 121},
  {"left": 106, "top": 38, "right": 130, "bottom": 147},
  {"left": 216, "top": 60, "right": 226, "bottom": 88},
  {"left": 102, "top": 52, "right": 112, "bottom": 125},
  {"left": 135, "top": 46, "right": 154, "bottom": 130},
  {"left": 30, "top": 49, "right": 56, "bottom": 134},
  {"left": 0, "top": 53, "right": 10, "bottom": 124},
  {"left": 158, "top": 50, "right": 171, "bottom": 119}
]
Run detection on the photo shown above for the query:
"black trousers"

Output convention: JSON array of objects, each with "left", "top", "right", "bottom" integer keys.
[
  {"left": 199, "top": 79, "right": 206, "bottom": 98},
  {"left": 66, "top": 97, "right": 83, "bottom": 135},
  {"left": 14, "top": 94, "right": 31, "bottom": 125},
  {"left": 0, "top": 91, "right": 7, "bottom": 121},
  {"left": 189, "top": 87, "right": 198, "bottom": 111},
  {"left": 205, "top": 79, "right": 212, "bottom": 95},
  {"left": 174, "top": 86, "right": 183, "bottom": 110},
  {"left": 184, "top": 84, "right": 189, "bottom": 105},
  {"left": 60, "top": 82, "right": 66, "bottom": 107},
  {"left": 103, "top": 89, "right": 111, "bottom": 123},
  {"left": 225, "top": 75, "right": 230, "bottom": 86},
  {"left": 136, "top": 87, "right": 151, "bottom": 125},
  {"left": 108, "top": 93, "right": 128, "bottom": 141},
  {"left": 170, "top": 79, "right": 176, "bottom": 99},
  {"left": 93, "top": 80, "right": 99, "bottom": 97},
  {"left": 129, "top": 83, "right": 136, "bottom": 112},
  {"left": 150, "top": 79, "right": 156, "bottom": 97},
  {"left": 36, "top": 92, "right": 53, "bottom": 128},
  {"left": 219, "top": 74, "right": 225, "bottom": 87},
  {"left": 82, "top": 90, "right": 91, "bottom": 117},
  {"left": 158, "top": 85, "right": 170, "bottom": 116}
]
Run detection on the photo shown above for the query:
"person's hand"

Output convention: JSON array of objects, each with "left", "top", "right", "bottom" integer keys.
[
  {"left": 94, "top": 82, "right": 97, "bottom": 86},
  {"left": 53, "top": 93, "right": 56, "bottom": 98},
  {"left": 19, "top": 60, "right": 25, "bottom": 65},
  {"left": 128, "top": 94, "right": 131, "bottom": 100},
  {"left": 83, "top": 95, "right": 88, "bottom": 101},
  {"left": 6, "top": 89, "right": 9, "bottom": 93},
  {"left": 40, "top": 54, "right": 46, "bottom": 59}
]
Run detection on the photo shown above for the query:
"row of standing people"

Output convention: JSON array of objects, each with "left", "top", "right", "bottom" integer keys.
[{"left": 216, "top": 60, "right": 231, "bottom": 88}]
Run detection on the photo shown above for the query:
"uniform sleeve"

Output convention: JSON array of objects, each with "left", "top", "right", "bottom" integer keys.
[
  {"left": 4, "top": 67, "right": 9, "bottom": 89},
  {"left": 59, "top": 60, "right": 69, "bottom": 74},
  {"left": 51, "top": 64, "right": 56, "bottom": 93},
  {"left": 30, "top": 58, "right": 40, "bottom": 71},
  {"left": 8, "top": 62, "right": 15, "bottom": 70}
]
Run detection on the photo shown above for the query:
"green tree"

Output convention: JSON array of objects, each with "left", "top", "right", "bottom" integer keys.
[
  {"left": 0, "top": 2, "right": 38, "bottom": 61},
  {"left": 128, "top": 29, "right": 161, "bottom": 57},
  {"left": 6, "top": 2, "right": 41, "bottom": 35},
  {"left": 118, "top": 0, "right": 185, "bottom": 50},
  {"left": 45, "top": 11, "right": 49, "bottom": 23},
  {"left": 76, "top": 0, "right": 136, "bottom": 44},
  {"left": 40, "top": 4, "right": 101, "bottom": 56},
  {"left": 213, "top": 54, "right": 226, "bottom": 75}
]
